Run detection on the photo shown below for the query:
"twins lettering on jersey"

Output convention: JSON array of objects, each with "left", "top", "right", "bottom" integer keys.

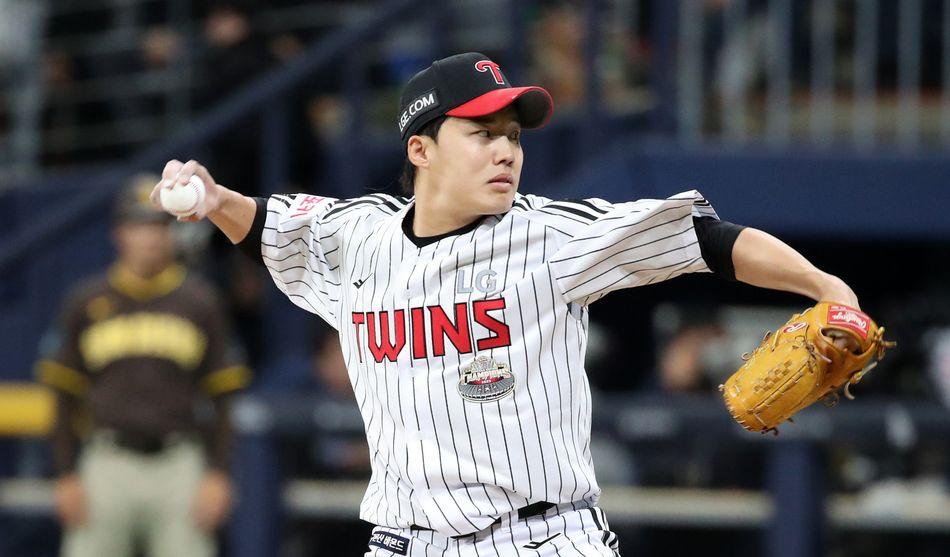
[{"left": 350, "top": 298, "right": 510, "bottom": 363}]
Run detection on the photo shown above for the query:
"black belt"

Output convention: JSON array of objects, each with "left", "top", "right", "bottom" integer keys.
[
  {"left": 514, "top": 501, "right": 556, "bottom": 520},
  {"left": 106, "top": 430, "right": 181, "bottom": 455},
  {"left": 410, "top": 501, "right": 555, "bottom": 538}
]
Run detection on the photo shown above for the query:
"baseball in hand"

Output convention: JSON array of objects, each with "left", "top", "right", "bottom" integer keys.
[{"left": 160, "top": 174, "right": 206, "bottom": 217}]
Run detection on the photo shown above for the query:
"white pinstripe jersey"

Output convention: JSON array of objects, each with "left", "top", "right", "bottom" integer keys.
[{"left": 261, "top": 189, "right": 718, "bottom": 537}]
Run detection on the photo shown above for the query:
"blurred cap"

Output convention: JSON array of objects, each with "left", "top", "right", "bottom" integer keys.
[
  {"left": 114, "top": 173, "right": 172, "bottom": 224},
  {"left": 397, "top": 52, "right": 553, "bottom": 142},
  {"left": 207, "top": 0, "right": 255, "bottom": 15}
]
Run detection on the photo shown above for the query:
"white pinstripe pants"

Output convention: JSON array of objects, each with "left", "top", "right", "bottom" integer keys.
[{"left": 365, "top": 503, "right": 620, "bottom": 556}]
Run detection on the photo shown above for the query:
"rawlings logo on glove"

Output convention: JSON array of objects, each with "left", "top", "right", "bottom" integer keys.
[
  {"left": 719, "top": 302, "right": 895, "bottom": 434},
  {"left": 826, "top": 305, "right": 870, "bottom": 339}
]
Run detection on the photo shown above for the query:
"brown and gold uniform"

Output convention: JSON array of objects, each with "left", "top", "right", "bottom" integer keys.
[{"left": 36, "top": 262, "right": 250, "bottom": 557}]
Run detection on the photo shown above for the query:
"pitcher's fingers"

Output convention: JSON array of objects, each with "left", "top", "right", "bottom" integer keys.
[
  {"left": 149, "top": 182, "right": 163, "bottom": 209},
  {"left": 194, "top": 164, "right": 214, "bottom": 189},
  {"left": 162, "top": 159, "right": 184, "bottom": 180},
  {"left": 176, "top": 160, "right": 200, "bottom": 185}
]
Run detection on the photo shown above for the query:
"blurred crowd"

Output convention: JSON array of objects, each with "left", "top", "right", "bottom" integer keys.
[
  {"left": 3, "top": 0, "right": 949, "bottom": 175},
  {"left": 0, "top": 0, "right": 676, "bottom": 174}
]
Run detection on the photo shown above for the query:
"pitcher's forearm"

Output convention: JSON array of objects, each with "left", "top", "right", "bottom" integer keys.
[
  {"left": 208, "top": 187, "right": 259, "bottom": 244},
  {"left": 733, "top": 228, "right": 859, "bottom": 307}
]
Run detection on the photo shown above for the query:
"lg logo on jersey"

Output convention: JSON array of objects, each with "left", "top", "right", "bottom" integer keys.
[
  {"left": 350, "top": 298, "right": 511, "bottom": 363},
  {"left": 455, "top": 268, "right": 498, "bottom": 295}
]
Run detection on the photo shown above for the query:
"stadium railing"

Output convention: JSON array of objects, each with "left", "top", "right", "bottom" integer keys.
[{"left": 3, "top": 394, "right": 949, "bottom": 557}]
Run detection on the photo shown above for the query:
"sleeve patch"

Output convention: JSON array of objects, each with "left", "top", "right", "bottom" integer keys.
[
  {"left": 285, "top": 194, "right": 332, "bottom": 220},
  {"left": 36, "top": 360, "right": 89, "bottom": 396},
  {"left": 202, "top": 366, "right": 252, "bottom": 396}
]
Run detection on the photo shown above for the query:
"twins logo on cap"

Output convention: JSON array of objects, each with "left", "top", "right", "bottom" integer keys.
[{"left": 475, "top": 60, "right": 505, "bottom": 84}]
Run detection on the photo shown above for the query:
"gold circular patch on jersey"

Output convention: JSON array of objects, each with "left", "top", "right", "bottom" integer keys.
[{"left": 458, "top": 355, "right": 515, "bottom": 403}]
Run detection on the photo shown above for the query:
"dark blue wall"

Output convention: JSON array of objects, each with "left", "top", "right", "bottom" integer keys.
[
  {"left": 2, "top": 144, "right": 947, "bottom": 379},
  {"left": 544, "top": 139, "right": 949, "bottom": 241}
]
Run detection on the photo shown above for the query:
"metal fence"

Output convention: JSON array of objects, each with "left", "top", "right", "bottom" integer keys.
[
  {"left": 3, "top": 0, "right": 950, "bottom": 182},
  {"left": 674, "top": 0, "right": 950, "bottom": 148},
  {"left": 0, "top": 0, "right": 387, "bottom": 180}
]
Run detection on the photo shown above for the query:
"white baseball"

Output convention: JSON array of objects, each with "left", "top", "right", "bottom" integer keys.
[{"left": 160, "top": 174, "right": 206, "bottom": 217}]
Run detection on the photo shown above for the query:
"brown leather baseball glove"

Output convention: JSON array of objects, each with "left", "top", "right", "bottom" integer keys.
[{"left": 720, "top": 302, "right": 895, "bottom": 434}]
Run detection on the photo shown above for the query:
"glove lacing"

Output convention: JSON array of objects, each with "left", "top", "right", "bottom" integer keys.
[
  {"left": 827, "top": 326, "right": 896, "bottom": 403},
  {"left": 841, "top": 326, "right": 896, "bottom": 400}
]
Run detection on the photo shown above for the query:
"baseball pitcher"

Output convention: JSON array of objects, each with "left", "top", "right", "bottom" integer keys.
[{"left": 151, "top": 52, "right": 886, "bottom": 556}]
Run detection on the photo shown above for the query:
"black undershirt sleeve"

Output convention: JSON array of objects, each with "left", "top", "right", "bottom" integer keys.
[
  {"left": 202, "top": 394, "right": 235, "bottom": 472},
  {"left": 50, "top": 391, "right": 82, "bottom": 476},
  {"left": 237, "top": 197, "right": 268, "bottom": 264},
  {"left": 693, "top": 216, "right": 746, "bottom": 281}
]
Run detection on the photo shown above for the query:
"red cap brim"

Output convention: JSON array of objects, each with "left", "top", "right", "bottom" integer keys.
[{"left": 445, "top": 86, "right": 554, "bottom": 129}]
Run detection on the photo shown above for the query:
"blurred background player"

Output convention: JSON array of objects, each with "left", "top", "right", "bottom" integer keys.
[{"left": 34, "top": 175, "right": 251, "bottom": 557}]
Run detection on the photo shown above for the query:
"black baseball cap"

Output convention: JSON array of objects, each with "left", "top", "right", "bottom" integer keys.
[{"left": 397, "top": 52, "right": 553, "bottom": 142}]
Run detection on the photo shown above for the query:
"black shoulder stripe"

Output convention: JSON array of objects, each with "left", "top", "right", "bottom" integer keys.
[
  {"left": 323, "top": 198, "right": 383, "bottom": 219},
  {"left": 367, "top": 193, "right": 409, "bottom": 208},
  {"left": 272, "top": 193, "right": 299, "bottom": 205},
  {"left": 382, "top": 193, "right": 410, "bottom": 205},
  {"left": 327, "top": 202, "right": 398, "bottom": 223},
  {"left": 537, "top": 208, "right": 589, "bottom": 225},
  {"left": 328, "top": 196, "right": 381, "bottom": 211},
  {"left": 325, "top": 198, "right": 368, "bottom": 211},
  {"left": 367, "top": 194, "right": 403, "bottom": 213},
  {"left": 511, "top": 199, "right": 531, "bottom": 212},
  {"left": 563, "top": 198, "right": 610, "bottom": 215},
  {"left": 544, "top": 203, "right": 599, "bottom": 222},
  {"left": 271, "top": 195, "right": 292, "bottom": 208}
]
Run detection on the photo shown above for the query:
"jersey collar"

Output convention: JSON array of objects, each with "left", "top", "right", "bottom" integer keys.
[
  {"left": 401, "top": 205, "right": 489, "bottom": 248},
  {"left": 108, "top": 263, "right": 186, "bottom": 301}
]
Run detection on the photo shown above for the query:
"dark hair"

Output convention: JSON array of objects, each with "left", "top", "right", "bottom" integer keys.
[{"left": 399, "top": 116, "right": 448, "bottom": 194}]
